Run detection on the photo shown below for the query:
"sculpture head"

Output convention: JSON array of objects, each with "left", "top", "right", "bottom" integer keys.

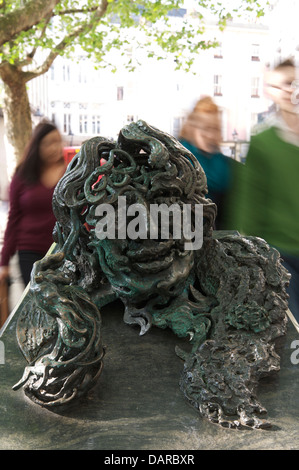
[{"left": 52, "top": 120, "right": 217, "bottom": 304}]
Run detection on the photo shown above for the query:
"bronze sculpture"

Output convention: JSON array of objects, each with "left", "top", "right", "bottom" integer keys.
[{"left": 13, "top": 121, "right": 289, "bottom": 429}]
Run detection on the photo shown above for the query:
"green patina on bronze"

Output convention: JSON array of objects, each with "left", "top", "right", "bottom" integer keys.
[{"left": 13, "top": 120, "right": 290, "bottom": 429}]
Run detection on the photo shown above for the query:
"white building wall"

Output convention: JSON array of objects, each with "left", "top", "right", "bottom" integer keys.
[
  {"left": 186, "top": 22, "right": 271, "bottom": 142},
  {"left": 41, "top": 19, "right": 274, "bottom": 151}
]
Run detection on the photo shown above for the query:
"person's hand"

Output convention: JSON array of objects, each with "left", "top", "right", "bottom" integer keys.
[{"left": 0, "top": 266, "right": 10, "bottom": 285}]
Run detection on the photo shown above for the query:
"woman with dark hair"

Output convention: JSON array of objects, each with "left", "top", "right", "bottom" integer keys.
[{"left": 0, "top": 121, "right": 66, "bottom": 287}]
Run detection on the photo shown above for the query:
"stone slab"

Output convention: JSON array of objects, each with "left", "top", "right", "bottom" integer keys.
[{"left": 0, "top": 299, "right": 299, "bottom": 450}]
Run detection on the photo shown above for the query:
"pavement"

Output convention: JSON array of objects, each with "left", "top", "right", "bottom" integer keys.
[{"left": 1, "top": 297, "right": 299, "bottom": 450}]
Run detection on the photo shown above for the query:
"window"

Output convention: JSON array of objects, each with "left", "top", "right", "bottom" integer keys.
[
  {"left": 92, "top": 115, "right": 101, "bottom": 134},
  {"left": 79, "top": 115, "right": 89, "bottom": 134},
  {"left": 96, "top": 116, "right": 101, "bottom": 134},
  {"left": 63, "top": 65, "right": 70, "bottom": 81},
  {"left": 84, "top": 115, "right": 88, "bottom": 134},
  {"left": 173, "top": 117, "right": 183, "bottom": 137},
  {"left": 50, "top": 65, "right": 55, "bottom": 80},
  {"left": 78, "top": 68, "right": 87, "bottom": 83},
  {"left": 251, "top": 77, "right": 260, "bottom": 98},
  {"left": 63, "top": 114, "right": 71, "bottom": 134},
  {"left": 214, "top": 75, "right": 222, "bottom": 96},
  {"left": 251, "top": 44, "right": 260, "bottom": 61},
  {"left": 117, "top": 86, "right": 124, "bottom": 101},
  {"left": 214, "top": 42, "right": 223, "bottom": 59}
]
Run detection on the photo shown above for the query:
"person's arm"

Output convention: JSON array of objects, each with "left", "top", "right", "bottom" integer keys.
[{"left": 0, "top": 174, "right": 23, "bottom": 276}]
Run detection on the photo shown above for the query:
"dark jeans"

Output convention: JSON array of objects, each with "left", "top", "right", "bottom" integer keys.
[
  {"left": 18, "top": 250, "right": 46, "bottom": 286},
  {"left": 281, "top": 254, "right": 299, "bottom": 324}
]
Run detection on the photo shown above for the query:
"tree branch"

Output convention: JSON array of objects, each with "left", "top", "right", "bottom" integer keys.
[
  {"left": 27, "top": 12, "right": 53, "bottom": 62},
  {"left": 0, "top": 0, "right": 61, "bottom": 47},
  {"left": 54, "top": 6, "right": 99, "bottom": 16},
  {"left": 22, "top": 1, "right": 109, "bottom": 82}
]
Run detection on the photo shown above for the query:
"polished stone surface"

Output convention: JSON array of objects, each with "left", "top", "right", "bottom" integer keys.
[{"left": 0, "top": 299, "right": 299, "bottom": 450}]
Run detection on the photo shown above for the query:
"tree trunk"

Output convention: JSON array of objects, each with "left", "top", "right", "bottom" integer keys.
[{"left": 0, "top": 64, "right": 33, "bottom": 167}]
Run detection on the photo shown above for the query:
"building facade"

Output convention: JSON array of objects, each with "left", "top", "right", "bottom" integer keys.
[{"left": 43, "top": 19, "right": 272, "bottom": 162}]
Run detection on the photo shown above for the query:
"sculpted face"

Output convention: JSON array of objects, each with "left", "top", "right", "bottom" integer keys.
[
  {"left": 92, "top": 216, "right": 195, "bottom": 303},
  {"left": 86, "top": 132, "right": 200, "bottom": 303}
]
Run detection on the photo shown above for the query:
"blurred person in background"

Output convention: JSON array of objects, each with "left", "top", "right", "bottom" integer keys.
[
  {"left": 0, "top": 121, "right": 66, "bottom": 288},
  {"left": 179, "top": 96, "right": 233, "bottom": 229},
  {"left": 234, "top": 58, "right": 299, "bottom": 323}
]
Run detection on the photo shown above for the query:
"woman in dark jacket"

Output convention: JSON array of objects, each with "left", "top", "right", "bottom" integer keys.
[{"left": 0, "top": 121, "right": 66, "bottom": 286}]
